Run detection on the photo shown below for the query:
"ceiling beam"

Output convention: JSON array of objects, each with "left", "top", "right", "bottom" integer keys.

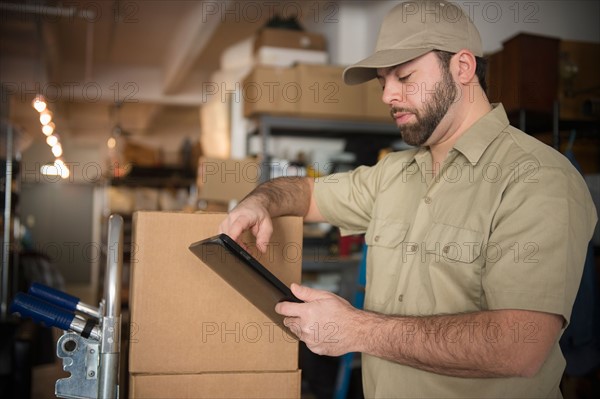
[
  {"left": 161, "top": 1, "right": 225, "bottom": 95},
  {"left": 41, "top": 20, "right": 62, "bottom": 84}
]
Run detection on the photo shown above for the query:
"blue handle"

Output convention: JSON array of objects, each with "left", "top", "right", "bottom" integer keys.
[
  {"left": 10, "top": 292, "right": 75, "bottom": 331},
  {"left": 28, "top": 282, "right": 80, "bottom": 312}
]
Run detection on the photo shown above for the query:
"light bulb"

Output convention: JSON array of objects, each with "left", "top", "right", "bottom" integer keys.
[
  {"left": 46, "top": 134, "right": 58, "bottom": 147},
  {"left": 60, "top": 167, "right": 70, "bottom": 179},
  {"left": 41, "top": 163, "right": 59, "bottom": 176},
  {"left": 32, "top": 96, "right": 47, "bottom": 112},
  {"left": 55, "top": 159, "right": 70, "bottom": 179},
  {"left": 52, "top": 144, "right": 63, "bottom": 157},
  {"left": 42, "top": 122, "right": 55, "bottom": 136},
  {"left": 40, "top": 110, "right": 53, "bottom": 125},
  {"left": 107, "top": 137, "right": 116, "bottom": 149}
]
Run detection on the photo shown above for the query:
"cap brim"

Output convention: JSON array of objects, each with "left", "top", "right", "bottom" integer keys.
[{"left": 343, "top": 48, "right": 433, "bottom": 85}]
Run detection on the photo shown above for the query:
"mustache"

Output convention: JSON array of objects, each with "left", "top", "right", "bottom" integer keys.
[{"left": 390, "top": 107, "right": 418, "bottom": 118}]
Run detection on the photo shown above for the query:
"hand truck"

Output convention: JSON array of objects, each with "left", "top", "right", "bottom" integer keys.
[{"left": 10, "top": 214, "right": 124, "bottom": 399}]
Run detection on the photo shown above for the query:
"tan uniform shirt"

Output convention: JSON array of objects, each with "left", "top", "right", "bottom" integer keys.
[{"left": 314, "top": 104, "right": 597, "bottom": 398}]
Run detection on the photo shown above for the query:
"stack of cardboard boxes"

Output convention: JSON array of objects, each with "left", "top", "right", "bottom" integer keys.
[
  {"left": 243, "top": 63, "right": 390, "bottom": 121},
  {"left": 243, "top": 27, "right": 391, "bottom": 122},
  {"left": 128, "top": 212, "right": 302, "bottom": 398},
  {"left": 253, "top": 28, "right": 329, "bottom": 67}
]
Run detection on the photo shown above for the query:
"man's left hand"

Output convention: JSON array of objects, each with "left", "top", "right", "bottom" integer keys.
[{"left": 275, "top": 283, "right": 363, "bottom": 356}]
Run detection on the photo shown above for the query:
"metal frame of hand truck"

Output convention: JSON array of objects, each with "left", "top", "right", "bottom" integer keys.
[{"left": 10, "top": 214, "right": 124, "bottom": 399}]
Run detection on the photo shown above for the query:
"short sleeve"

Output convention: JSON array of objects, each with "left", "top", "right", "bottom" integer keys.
[
  {"left": 314, "top": 156, "right": 392, "bottom": 236},
  {"left": 483, "top": 164, "right": 597, "bottom": 325}
]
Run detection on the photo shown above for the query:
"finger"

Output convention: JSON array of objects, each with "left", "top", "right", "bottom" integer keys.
[
  {"left": 291, "top": 283, "right": 332, "bottom": 302},
  {"left": 218, "top": 216, "right": 236, "bottom": 236},
  {"left": 217, "top": 220, "right": 228, "bottom": 235},
  {"left": 283, "top": 317, "right": 302, "bottom": 338},
  {"left": 275, "top": 300, "right": 304, "bottom": 317},
  {"left": 254, "top": 219, "right": 273, "bottom": 253},
  {"left": 226, "top": 223, "right": 243, "bottom": 242},
  {"left": 225, "top": 217, "right": 251, "bottom": 242}
]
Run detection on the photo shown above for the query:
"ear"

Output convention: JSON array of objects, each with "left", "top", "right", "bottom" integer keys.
[{"left": 454, "top": 50, "right": 477, "bottom": 85}]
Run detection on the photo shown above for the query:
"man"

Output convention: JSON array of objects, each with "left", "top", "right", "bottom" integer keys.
[{"left": 220, "top": 1, "right": 597, "bottom": 397}]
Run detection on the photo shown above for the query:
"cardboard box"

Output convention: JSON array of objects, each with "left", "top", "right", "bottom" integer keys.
[
  {"left": 129, "top": 370, "right": 301, "bottom": 399},
  {"left": 254, "top": 28, "right": 326, "bottom": 52},
  {"left": 243, "top": 64, "right": 364, "bottom": 119},
  {"left": 296, "top": 64, "right": 363, "bottom": 119},
  {"left": 197, "top": 157, "right": 260, "bottom": 203},
  {"left": 243, "top": 65, "right": 298, "bottom": 117},
  {"left": 128, "top": 212, "right": 302, "bottom": 374},
  {"left": 256, "top": 46, "right": 328, "bottom": 67}
]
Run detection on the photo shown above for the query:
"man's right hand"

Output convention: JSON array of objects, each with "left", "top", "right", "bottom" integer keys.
[
  {"left": 217, "top": 177, "right": 322, "bottom": 253},
  {"left": 218, "top": 197, "right": 273, "bottom": 253}
]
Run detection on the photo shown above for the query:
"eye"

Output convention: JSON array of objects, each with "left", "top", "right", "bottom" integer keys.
[{"left": 398, "top": 73, "right": 412, "bottom": 83}]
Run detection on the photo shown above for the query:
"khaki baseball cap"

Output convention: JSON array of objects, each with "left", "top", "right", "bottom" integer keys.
[{"left": 343, "top": 0, "right": 483, "bottom": 85}]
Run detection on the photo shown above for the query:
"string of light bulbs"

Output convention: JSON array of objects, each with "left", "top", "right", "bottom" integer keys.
[{"left": 32, "top": 95, "right": 69, "bottom": 179}]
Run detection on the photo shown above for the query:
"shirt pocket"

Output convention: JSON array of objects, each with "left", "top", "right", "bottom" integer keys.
[
  {"left": 364, "top": 219, "right": 410, "bottom": 310},
  {"left": 422, "top": 223, "right": 485, "bottom": 312},
  {"left": 423, "top": 223, "right": 483, "bottom": 263}
]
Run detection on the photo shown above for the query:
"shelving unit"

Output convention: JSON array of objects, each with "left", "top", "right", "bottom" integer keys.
[
  {"left": 108, "top": 165, "right": 196, "bottom": 188},
  {"left": 487, "top": 35, "right": 600, "bottom": 152},
  {"left": 245, "top": 113, "right": 399, "bottom": 397},
  {"left": 245, "top": 112, "right": 400, "bottom": 299},
  {"left": 1, "top": 119, "right": 33, "bottom": 398},
  {"left": 1, "top": 120, "right": 24, "bottom": 320},
  {"left": 251, "top": 114, "right": 399, "bottom": 182}
]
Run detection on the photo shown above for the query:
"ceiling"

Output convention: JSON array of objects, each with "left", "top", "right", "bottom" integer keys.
[{"left": 1, "top": 0, "right": 318, "bottom": 153}]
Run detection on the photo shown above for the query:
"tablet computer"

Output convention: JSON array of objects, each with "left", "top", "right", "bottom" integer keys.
[{"left": 189, "top": 233, "right": 302, "bottom": 330}]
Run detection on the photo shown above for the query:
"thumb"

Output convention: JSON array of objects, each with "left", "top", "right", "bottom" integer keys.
[
  {"left": 291, "top": 283, "right": 331, "bottom": 302},
  {"left": 253, "top": 219, "right": 273, "bottom": 254}
]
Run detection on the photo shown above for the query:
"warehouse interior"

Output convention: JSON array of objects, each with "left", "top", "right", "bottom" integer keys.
[{"left": 1, "top": 0, "right": 600, "bottom": 398}]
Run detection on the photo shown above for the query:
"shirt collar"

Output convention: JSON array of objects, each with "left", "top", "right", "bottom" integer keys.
[
  {"left": 404, "top": 103, "right": 510, "bottom": 166},
  {"left": 453, "top": 103, "right": 510, "bottom": 165}
]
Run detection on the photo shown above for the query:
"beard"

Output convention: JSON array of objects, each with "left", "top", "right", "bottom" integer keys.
[{"left": 391, "top": 68, "right": 458, "bottom": 146}]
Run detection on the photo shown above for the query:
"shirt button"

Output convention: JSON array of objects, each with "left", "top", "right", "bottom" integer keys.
[
  {"left": 424, "top": 196, "right": 432, "bottom": 204},
  {"left": 443, "top": 245, "right": 450, "bottom": 254},
  {"left": 398, "top": 294, "right": 403, "bottom": 302},
  {"left": 374, "top": 235, "right": 380, "bottom": 242},
  {"left": 407, "top": 244, "right": 417, "bottom": 252}
]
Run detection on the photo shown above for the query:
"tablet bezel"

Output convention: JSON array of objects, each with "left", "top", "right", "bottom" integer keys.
[{"left": 188, "top": 233, "right": 301, "bottom": 330}]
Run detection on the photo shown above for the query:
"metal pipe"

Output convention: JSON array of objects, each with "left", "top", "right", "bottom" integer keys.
[
  {"left": 259, "top": 116, "right": 270, "bottom": 184},
  {"left": 85, "top": 21, "right": 95, "bottom": 82},
  {"left": 103, "top": 214, "right": 123, "bottom": 318},
  {"left": 553, "top": 100, "right": 560, "bottom": 150},
  {"left": 76, "top": 301, "right": 102, "bottom": 320},
  {"left": 0, "top": 3, "right": 96, "bottom": 20},
  {"left": 70, "top": 317, "right": 102, "bottom": 341},
  {"left": 1, "top": 123, "right": 14, "bottom": 320},
  {"left": 98, "top": 214, "right": 123, "bottom": 399}
]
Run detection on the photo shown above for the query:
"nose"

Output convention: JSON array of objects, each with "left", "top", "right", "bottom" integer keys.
[{"left": 381, "top": 77, "right": 403, "bottom": 107}]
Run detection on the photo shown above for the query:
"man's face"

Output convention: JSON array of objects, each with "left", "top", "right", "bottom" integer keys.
[{"left": 377, "top": 53, "right": 458, "bottom": 146}]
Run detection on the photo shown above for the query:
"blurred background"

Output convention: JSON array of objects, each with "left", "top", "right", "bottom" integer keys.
[{"left": 1, "top": 1, "right": 599, "bottom": 398}]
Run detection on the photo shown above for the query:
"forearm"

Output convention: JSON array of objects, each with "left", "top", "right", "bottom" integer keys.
[
  {"left": 242, "top": 176, "right": 313, "bottom": 218},
  {"left": 354, "top": 309, "right": 560, "bottom": 378},
  {"left": 221, "top": 177, "right": 323, "bottom": 248}
]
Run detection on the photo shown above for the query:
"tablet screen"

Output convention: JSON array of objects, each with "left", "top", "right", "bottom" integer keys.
[{"left": 189, "top": 234, "right": 301, "bottom": 330}]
